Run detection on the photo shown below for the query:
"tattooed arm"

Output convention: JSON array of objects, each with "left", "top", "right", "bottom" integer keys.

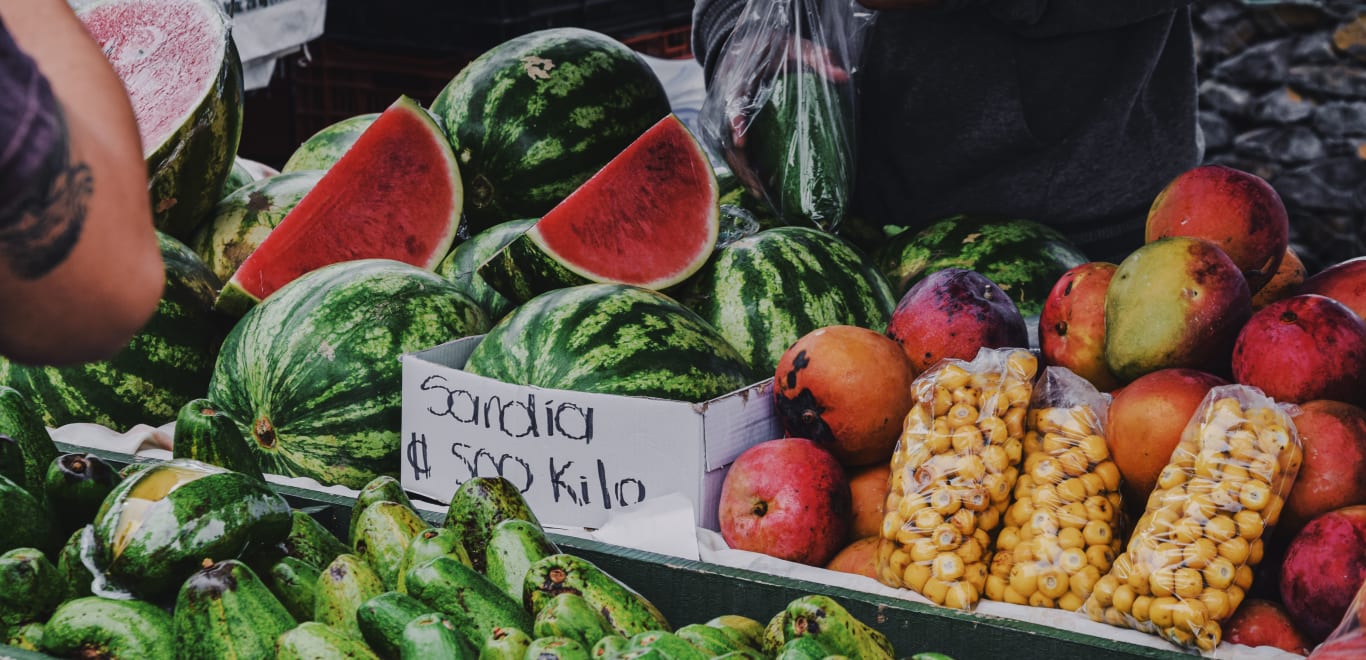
[{"left": 0, "top": 0, "right": 163, "bottom": 366}]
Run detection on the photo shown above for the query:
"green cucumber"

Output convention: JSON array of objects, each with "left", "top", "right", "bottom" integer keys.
[
  {"left": 442, "top": 476, "right": 538, "bottom": 573},
  {"left": 485, "top": 518, "right": 558, "bottom": 602},
  {"left": 172, "top": 398, "right": 263, "bottom": 478},
  {"left": 533, "top": 592, "right": 616, "bottom": 651},
  {"left": 172, "top": 558, "right": 297, "bottom": 659},
  {"left": 705, "top": 615, "right": 765, "bottom": 651},
  {"left": 399, "top": 612, "right": 475, "bottom": 659},
  {"left": 315, "top": 554, "right": 386, "bottom": 639},
  {"left": 353, "top": 500, "right": 430, "bottom": 591},
  {"left": 0, "top": 548, "right": 65, "bottom": 640},
  {"left": 397, "top": 527, "right": 471, "bottom": 594},
  {"left": 784, "top": 595, "right": 893, "bottom": 659},
  {"left": 774, "top": 636, "right": 835, "bottom": 660},
  {"left": 477, "top": 626, "right": 532, "bottom": 660},
  {"left": 525, "top": 554, "right": 669, "bottom": 638},
  {"left": 590, "top": 634, "right": 630, "bottom": 659},
  {"left": 350, "top": 475, "right": 414, "bottom": 544},
  {"left": 277, "top": 509, "right": 351, "bottom": 570},
  {"left": 40, "top": 597, "right": 175, "bottom": 659},
  {"left": 267, "top": 556, "right": 321, "bottom": 623},
  {"left": 628, "top": 631, "right": 706, "bottom": 660},
  {"left": 762, "top": 610, "right": 788, "bottom": 655},
  {"left": 277, "top": 621, "right": 382, "bottom": 659},
  {"left": 357, "top": 591, "right": 438, "bottom": 660},
  {"left": 405, "top": 556, "right": 533, "bottom": 649},
  {"left": 527, "top": 636, "right": 592, "bottom": 660},
  {"left": 42, "top": 453, "right": 121, "bottom": 539},
  {"left": 674, "top": 623, "right": 745, "bottom": 656}
]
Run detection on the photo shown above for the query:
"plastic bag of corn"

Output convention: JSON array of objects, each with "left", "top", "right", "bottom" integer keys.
[
  {"left": 876, "top": 347, "right": 1038, "bottom": 610},
  {"left": 985, "top": 367, "right": 1124, "bottom": 612},
  {"left": 1083, "top": 384, "right": 1302, "bottom": 653}
]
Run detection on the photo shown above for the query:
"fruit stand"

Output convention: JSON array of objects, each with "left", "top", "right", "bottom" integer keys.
[{"left": 3, "top": 0, "right": 1366, "bottom": 658}]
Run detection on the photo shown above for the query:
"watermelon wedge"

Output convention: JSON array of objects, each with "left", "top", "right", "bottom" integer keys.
[
  {"left": 215, "top": 96, "right": 463, "bottom": 316},
  {"left": 80, "top": 0, "right": 244, "bottom": 242},
  {"left": 479, "top": 114, "right": 719, "bottom": 304}
]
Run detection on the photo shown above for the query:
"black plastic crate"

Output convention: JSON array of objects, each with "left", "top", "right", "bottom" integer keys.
[{"left": 324, "top": 0, "right": 694, "bottom": 55}]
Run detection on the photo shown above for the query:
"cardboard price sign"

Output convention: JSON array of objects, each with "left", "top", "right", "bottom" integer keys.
[{"left": 400, "top": 337, "right": 780, "bottom": 529}]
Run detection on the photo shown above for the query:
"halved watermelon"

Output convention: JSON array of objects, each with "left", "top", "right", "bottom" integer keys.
[
  {"left": 215, "top": 96, "right": 463, "bottom": 316},
  {"left": 79, "top": 0, "right": 243, "bottom": 242},
  {"left": 478, "top": 114, "right": 718, "bottom": 304}
]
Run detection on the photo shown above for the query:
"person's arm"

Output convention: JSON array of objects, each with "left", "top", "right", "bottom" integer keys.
[
  {"left": 0, "top": 0, "right": 163, "bottom": 366},
  {"left": 860, "top": 0, "right": 1192, "bottom": 37}
]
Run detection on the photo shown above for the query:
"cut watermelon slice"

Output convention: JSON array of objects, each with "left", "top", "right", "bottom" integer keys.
[
  {"left": 478, "top": 114, "right": 719, "bottom": 304},
  {"left": 80, "top": 0, "right": 243, "bottom": 242},
  {"left": 215, "top": 96, "right": 462, "bottom": 316}
]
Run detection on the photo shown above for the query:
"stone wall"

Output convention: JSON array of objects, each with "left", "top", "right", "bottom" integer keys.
[{"left": 1194, "top": 0, "right": 1366, "bottom": 273}]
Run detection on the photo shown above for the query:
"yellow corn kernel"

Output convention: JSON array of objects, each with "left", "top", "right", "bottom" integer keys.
[
  {"left": 1031, "top": 510, "right": 1061, "bottom": 537},
  {"left": 1110, "top": 553, "right": 1133, "bottom": 584},
  {"left": 1227, "top": 428, "right": 1259, "bottom": 462},
  {"left": 1172, "top": 599, "right": 1209, "bottom": 634},
  {"left": 1041, "top": 431, "right": 1071, "bottom": 454},
  {"left": 1170, "top": 517, "right": 1204, "bottom": 545},
  {"left": 1093, "top": 461, "right": 1122, "bottom": 493},
  {"left": 1196, "top": 622, "right": 1222, "bottom": 654},
  {"left": 1083, "top": 495, "right": 1112, "bottom": 521},
  {"left": 1234, "top": 507, "right": 1265, "bottom": 541},
  {"left": 1056, "top": 477, "right": 1088, "bottom": 503},
  {"left": 1249, "top": 538, "right": 1264, "bottom": 566},
  {"left": 1173, "top": 567, "right": 1204, "bottom": 599},
  {"left": 982, "top": 444, "right": 1010, "bottom": 474},
  {"left": 1009, "top": 561, "right": 1040, "bottom": 596},
  {"left": 932, "top": 524, "right": 963, "bottom": 551},
  {"left": 1004, "top": 437, "right": 1023, "bottom": 465},
  {"left": 1031, "top": 457, "right": 1063, "bottom": 485},
  {"left": 1077, "top": 473, "right": 1105, "bottom": 498},
  {"left": 1004, "top": 382, "right": 1033, "bottom": 408},
  {"left": 937, "top": 364, "right": 972, "bottom": 390},
  {"left": 983, "top": 473, "right": 1012, "bottom": 505},
  {"left": 1082, "top": 520, "right": 1113, "bottom": 548},
  {"left": 977, "top": 506, "right": 1001, "bottom": 534},
  {"left": 1149, "top": 597, "right": 1180, "bottom": 629},
  {"left": 1028, "top": 591, "right": 1055, "bottom": 609},
  {"left": 1221, "top": 462, "right": 1249, "bottom": 484},
  {"left": 1234, "top": 563, "right": 1254, "bottom": 591},
  {"left": 1058, "top": 502, "right": 1089, "bottom": 530},
  {"left": 1202, "top": 557, "right": 1236, "bottom": 590},
  {"left": 1211, "top": 397, "right": 1245, "bottom": 420},
  {"left": 1004, "top": 586, "right": 1029, "bottom": 606},
  {"left": 1034, "top": 535, "right": 1063, "bottom": 565},
  {"left": 1256, "top": 422, "right": 1291, "bottom": 454},
  {"left": 929, "top": 420, "right": 953, "bottom": 453},
  {"left": 895, "top": 524, "right": 923, "bottom": 546},
  {"left": 1058, "top": 547, "right": 1088, "bottom": 574},
  {"left": 1280, "top": 442, "right": 1303, "bottom": 475},
  {"left": 1085, "top": 545, "right": 1114, "bottom": 574},
  {"left": 947, "top": 403, "right": 979, "bottom": 429},
  {"left": 914, "top": 507, "right": 944, "bottom": 532},
  {"left": 932, "top": 552, "right": 966, "bottom": 581},
  {"left": 948, "top": 507, "right": 976, "bottom": 536},
  {"left": 902, "top": 562, "right": 932, "bottom": 591},
  {"left": 960, "top": 455, "right": 989, "bottom": 482},
  {"left": 1219, "top": 536, "right": 1250, "bottom": 565},
  {"left": 974, "top": 528, "right": 992, "bottom": 551},
  {"left": 1240, "top": 480, "right": 1272, "bottom": 511},
  {"left": 1106, "top": 492, "right": 1124, "bottom": 515},
  {"left": 951, "top": 423, "right": 985, "bottom": 455},
  {"left": 944, "top": 581, "right": 978, "bottom": 610},
  {"left": 985, "top": 574, "right": 1008, "bottom": 601},
  {"left": 962, "top": 487, "right": 991, "bottom": 513},
  {"left": 1058, "top": 526, "right": 1086, "bottom": 550},
  {"left": 1156, "top": 464, "right": 1187, "bottom": 491},
  {"left": 1006, "top": 349, "right": 1038, "bottom": 378},
  {"left": 1070, "top": 564, "right": 1101, "bottom": 597},
  {"left": 1204, "top": 515, "right": 1238, "bottom": 543},
  {"left": 1059, "top": 450, "right": 1090, "bottom": 478},
  {"left": 931, "top": 488, "right": 961, "bottom": 516},
  {"left": 1193, "top": 450, "right": 1225, "bottom": 480},
  {"left": 1167, "top": 626, "right": 1196, "bottom": 649},
  {"left": 1112, "top": 584, "right": 1137, "bottom": 614},
  {"left": 1131, "top": 595, "right": 1153, "bottom": 623},
  {"left": 1264, "top": 494, "right": 1286, "bottom": 527},
  {"left": 956, "top": 537, "right": 984, "bottom": 564},
  {"left": 1079, "top": 434, "right": 1109, "bottom": 464},
  {"left": 1183, "top": 537, "right": 1218, "bottom": 570},
  {"left": 1148, "top": 566, "right": 1177, "bottom": 598},
  {"left": 1005, "top": 407, "right": 1028, "bottom": 438},
  {"left": 922, "top": 577, "right": 950, "bottom": 605},
  {"left": 1023, "top": 430, "right": 1044, "bottom": 456},
  {"left": 1200, "top": 587, "right": 1232, "bottom": 621},
  {"left": 1053, "top": 591, "right": 1082, "bottom": 612},
  {"left": 1248, "top": 452, "right": 1281, "bottom": 483},
  {"left": 979, "top": 415, "right": 1008, "bottom": 445},
  {"left": 1127, "top": 560, "right": 1153, "bottom": 595},
  {"left": 1227, "top": 585, "right": 1246, "bottom": 613},
  {"left": 1090, "top": 574, "right": 1119, "bottom": 607},
  {"left": 910, "top": 537, "right": 941, "bottom": 563}
]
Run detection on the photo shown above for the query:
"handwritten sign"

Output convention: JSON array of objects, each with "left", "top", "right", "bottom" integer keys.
[{"left": 399, "top": 337, "right": 783, "bottom": 529}]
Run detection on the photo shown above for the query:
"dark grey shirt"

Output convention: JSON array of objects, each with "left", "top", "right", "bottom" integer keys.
[
  {"left": 693, "top": 1, "right": 1202, "bottom": 262},
  {"left": 0, "top": 18, "right": 65, "bottom": 226}
]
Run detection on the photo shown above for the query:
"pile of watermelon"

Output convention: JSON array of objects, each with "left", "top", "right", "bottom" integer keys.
[{"left": 0, "top": 0, "right": 1082, "bottom": 491}]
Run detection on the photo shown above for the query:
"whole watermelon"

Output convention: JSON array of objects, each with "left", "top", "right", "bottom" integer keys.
[
  {"left": 435, "top": 217, "right": 537, "bottom": 323},
  {"left": 431, "top": 28, "right": 671, "bottom": 235},
  {"left": 680, "top": 226, "right": 896, "bottom": 374},
  {"left": 281, "top": 112, "right": 379, "bottom": 174},
  {"left": 464, "top": 284, "right": 756, "bottom": 403},
  {"left": 191, "top": 170, "right": 324, "bottom": 282},
  {"left": 207, "top": 259, "right": 488, "bottom": 488},
  {"left": 0, "top": 233, "right": 222, "bottom": 431},
  {"left": 876, "top": 215, "right": 1089, "bottom": 317}
]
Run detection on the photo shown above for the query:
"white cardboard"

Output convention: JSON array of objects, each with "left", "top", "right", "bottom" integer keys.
[{"left": 400, "top": 336, "right": 782, "bottom": 530}]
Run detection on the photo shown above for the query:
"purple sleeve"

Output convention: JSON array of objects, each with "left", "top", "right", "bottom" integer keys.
[{"left": 0, "top": 17, "right": 67, "bottom": 223}]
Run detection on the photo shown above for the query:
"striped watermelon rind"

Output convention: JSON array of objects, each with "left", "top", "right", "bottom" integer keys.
[
  {"left": 875, "top": 215, "right": 1090, "bottom": 318},
  {"left": 191, "top": 170, "right": 324, "bottom": 283},
  {"left": 464, "top": 284, "right": 756, "bottom": 403},
  {"left": 680, "top": 226, "right": 896, "bottom": 374},
  {"left": 220, "top": 158, "right": 256, "bottom": 200},
  {"left": 80, "top": 0, "right": 245, "bottom": 242},
  {"left": 207, "top": 259, "right": 489, "bottom": 489},
  {"left": 431, "top": 28, "right": 672, "bottom": 235},
  {"left": 0, "top": 233, "right": 223, "bottom": 431},
  {"left": 435, "top": 217, "right": 538, "bottom": 322},
  {"left": 280, "top": 113, "right": 379, "bottom": 174}
]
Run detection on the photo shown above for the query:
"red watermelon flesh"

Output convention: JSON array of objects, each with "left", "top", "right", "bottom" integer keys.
[
  {"left": 529, "top": 114, "right": 718, "bottom": 288},
  {"left": 217, "top": 95, "right": 462, "bottom": 313},
  {"left": 81, "top": 0, "right": 226, "bottom": 155}
]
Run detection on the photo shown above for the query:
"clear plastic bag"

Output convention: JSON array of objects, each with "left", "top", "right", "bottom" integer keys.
[
  {"left": 698, "top": 0, "right": 873, "bottom": 232},
  {"left": 1310, "top": 578, "right": 1366, "bottom": 658},
  {"left": 1084, "top": 385, "right": 1303, "bottom": 654},
  {"left": 986, "top": 367, "right": 1124, "bottom": 612},
  {"left": 876, "top": 347, "right": 1038, "bottom": 610}
]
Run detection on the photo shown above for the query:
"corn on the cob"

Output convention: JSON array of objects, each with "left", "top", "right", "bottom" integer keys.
[
  {"left": 878, "top": 348, "right": 1038, "bottom": 609},
  {"left": 1083, "top": 389, "right": 1302, "bottom": 653}
]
